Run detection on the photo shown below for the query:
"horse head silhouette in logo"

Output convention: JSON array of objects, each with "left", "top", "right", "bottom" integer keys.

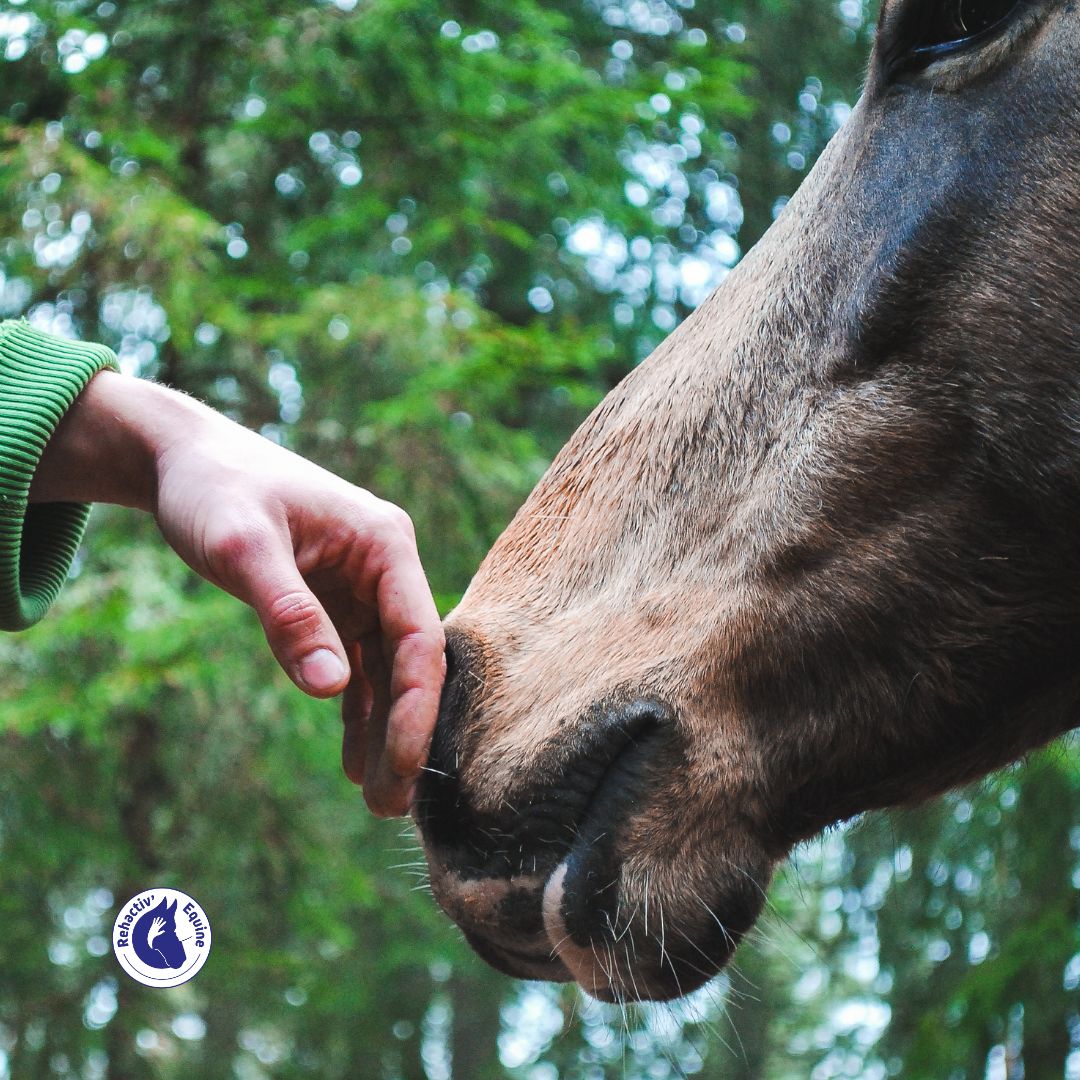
[{"left": 132, "top": 897, "right": 187, "bottom": 970}]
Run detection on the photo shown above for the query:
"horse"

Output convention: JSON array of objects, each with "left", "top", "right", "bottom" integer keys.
[
  {"left": 413, "top": 0, "right": 1080, "bottom": 1003},
  {"left": 132, "top": 897, "right": 187, "bottom": 970}
]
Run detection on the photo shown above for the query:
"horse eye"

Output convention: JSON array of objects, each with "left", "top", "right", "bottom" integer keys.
[{"left": 897, "top": 0, "right": 1025, "bottom": 72}]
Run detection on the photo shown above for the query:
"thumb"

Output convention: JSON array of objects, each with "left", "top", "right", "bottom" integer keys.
[{"left": 246, "top": 572, "right": 350, "bottom": 698}]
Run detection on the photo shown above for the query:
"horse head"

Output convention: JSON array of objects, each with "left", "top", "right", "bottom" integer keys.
[
  {"left": 133, "top": 897, "right": 187, "bottom": 970},
  {"left": 416, "top": 0, "right": 1080, "bottom": 1001}
]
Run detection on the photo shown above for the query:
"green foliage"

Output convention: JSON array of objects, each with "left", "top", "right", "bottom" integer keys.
[{"left": 16, "top": 2, "right": 1079, "bottom": 1080}]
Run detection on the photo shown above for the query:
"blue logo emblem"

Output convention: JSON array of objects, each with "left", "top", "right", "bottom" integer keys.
[
  {"left": 112, "top": 888, "right": 211, "bottom": 987},
  {"left": 132, "top": 896, "right": 187, "bottom": 970}
]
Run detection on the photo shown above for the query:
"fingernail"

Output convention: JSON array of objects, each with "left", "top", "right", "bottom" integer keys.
[
  {"left": 299, "top": 649, "right": 347, "bottom": 693},
  {"left": 404, "top": 782, "right": 418, "bottom": 812}
]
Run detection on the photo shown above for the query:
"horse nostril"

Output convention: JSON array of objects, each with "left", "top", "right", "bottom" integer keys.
[
  {"left": 572, "top": 697, "right": 674, "bottom": 774},
  {"left": 617, "top": 699, "right": 673, "bottom": 739},
  {"left": 414, "top": 628, "right": 481, "bottom": 843},
  {"left": 435, "top": 629, "right": 471, "bottom": 733},
  {"left": 441, "top": 631, "right": 459, "bottom": 694}
]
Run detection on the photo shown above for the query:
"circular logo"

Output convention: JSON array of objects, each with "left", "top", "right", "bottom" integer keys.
[{"left": 112, "top": 888, "right": 211, "bottom": 988}]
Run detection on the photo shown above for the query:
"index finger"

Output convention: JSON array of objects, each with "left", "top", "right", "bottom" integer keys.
[{"left": 363, "top": 538, "right": 446, "bottom": 815}]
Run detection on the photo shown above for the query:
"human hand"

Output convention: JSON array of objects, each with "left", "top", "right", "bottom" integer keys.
[
  {"left": 152, "top": 405, "right": 446, "bottom": 817},
  {"left": 31, "top": 371, "right": 445, "bottom": 816}
]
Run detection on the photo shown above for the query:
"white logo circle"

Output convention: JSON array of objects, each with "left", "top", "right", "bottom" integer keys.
[{"left": 112, "top": 888, "right": 212, "bottom": 988}]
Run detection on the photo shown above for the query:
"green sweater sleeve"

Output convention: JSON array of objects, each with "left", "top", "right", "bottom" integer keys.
[{"left": 0, "top": 320, "right": 118, "bottom": 631}]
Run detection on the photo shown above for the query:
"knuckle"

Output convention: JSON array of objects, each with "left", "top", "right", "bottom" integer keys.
[
  {"left": 391, "top": 507, "right": 415, "bottom": 539},
  {"left": 265, "top": 590, "right": 323, "bottom": 635},
  {"left": 206, "top": 520, "right": 269, "bottom": 568},
  {"left": 374, "top": 501, "right": 414, "bottom": 541},
  {"left": 419, "top": 620, "right": 445, "bottom": 649},
  {"left": 401, "top": 626, "right": 446, "bottom": 667}
]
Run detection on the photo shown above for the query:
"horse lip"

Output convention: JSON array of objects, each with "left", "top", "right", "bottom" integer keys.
[
  {"left": 417, "top": 698, "right": 675, "bottom": 992},
  {"left": 415, "top": 697, "right": 673, "bottom": 879},
  {"left": 461, "top": 929, "right": 573, "bottom": 983},
  {"left": 536, "top": 715, "right": 679, "bottom": 998}
]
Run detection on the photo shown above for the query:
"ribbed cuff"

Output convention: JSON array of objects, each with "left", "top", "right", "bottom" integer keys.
[{"left": 0, "top": 320, "right": 118, "bottom": 631}]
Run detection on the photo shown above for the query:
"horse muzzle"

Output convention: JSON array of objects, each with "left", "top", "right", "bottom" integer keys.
[{"left": 413, "top": 673, "right": 767, "bottom": 1001}]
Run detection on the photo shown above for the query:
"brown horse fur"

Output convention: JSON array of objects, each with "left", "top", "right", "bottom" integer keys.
[{"left": 415, "top": 0, "right": 1080, "bottom": 1001}]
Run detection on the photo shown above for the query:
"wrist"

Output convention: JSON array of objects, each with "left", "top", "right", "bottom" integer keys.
[{"left": 30, "top": 371, "right": 202, "bottom": 513}]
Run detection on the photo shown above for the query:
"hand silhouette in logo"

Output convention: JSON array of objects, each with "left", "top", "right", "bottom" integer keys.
[{"left": 147, "top": 917, "right": 166, "bottom": 951}]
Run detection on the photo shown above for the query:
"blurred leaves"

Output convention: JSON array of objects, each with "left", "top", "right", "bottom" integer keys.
[{"left": 22, "top": 2, "right": 1080, "bottom": 1079}]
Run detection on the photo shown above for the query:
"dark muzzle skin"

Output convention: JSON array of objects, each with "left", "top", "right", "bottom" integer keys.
[
  {"left": 416, "top": 3, "right": 1080, "bottom": 1002},
  {"left": 416, "top": 635, "right": 775, "bottom": 1001}
]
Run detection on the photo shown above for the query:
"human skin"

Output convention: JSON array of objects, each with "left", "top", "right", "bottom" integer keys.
[{"left": 29, "top": 369, "right": 445, "bottom": 817}]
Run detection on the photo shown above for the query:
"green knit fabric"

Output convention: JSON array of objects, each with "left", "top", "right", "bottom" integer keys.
[{"left": 0, "top": 320, "right": 118, "bottom": 631}]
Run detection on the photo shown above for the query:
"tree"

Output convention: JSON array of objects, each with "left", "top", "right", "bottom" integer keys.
[{"left": 28, "top": 2, "right": 1080, "bottom": 1079}]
